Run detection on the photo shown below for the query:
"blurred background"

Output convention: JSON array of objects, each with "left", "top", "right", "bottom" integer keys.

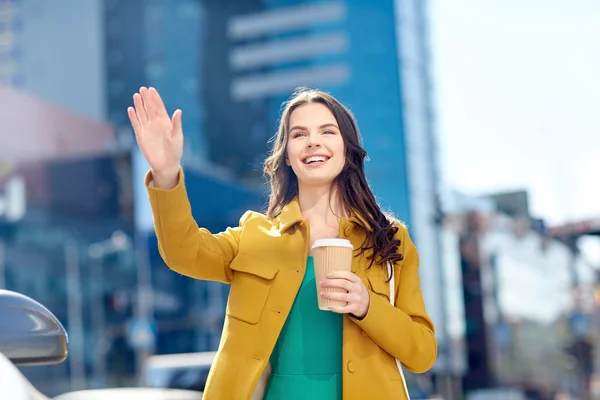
[{"left": 0, "top": 0, "right": 598, "bottom": 399}]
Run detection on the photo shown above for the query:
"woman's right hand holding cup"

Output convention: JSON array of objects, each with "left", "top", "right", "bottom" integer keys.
[{"left": 127, "top": 87, "right": 183, "bottom": 190}]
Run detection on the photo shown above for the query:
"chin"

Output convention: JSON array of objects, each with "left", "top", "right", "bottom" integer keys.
[
  {"left": 292, "top": 164, "right": 344, "bottom": 188},
  {"left": 297, "top": 174, "right": 338, "bottom": 188}
]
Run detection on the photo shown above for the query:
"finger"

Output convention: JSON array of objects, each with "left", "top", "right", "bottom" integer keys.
[
  {"left": 149, "top": 87, "right": 169, "bottom": 119},
  {"left": 320, "top": 278, "right": 353, "bottom": 292},
  {"left": 320, "top": 291, "right": 351, "bottom": 303},
  {"left": 328, "top": 305, "right": 355, "bottom": 315},
  {"left": 140, "top": 87, "right": 156, "bottom": 119},
  {"left": 171, "top": 109, "right": 183, "bottom": 137},
  {"left": 326, "top": 270, "right": 359, "bottom": 282},
  {"left": 133, "top": 93, "right": 148, "bottom": 123},
  {"left": 127, "top": 107, "right": 141, "bottom": 138}
]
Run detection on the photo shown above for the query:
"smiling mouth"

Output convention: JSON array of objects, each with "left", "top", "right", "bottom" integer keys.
[{"left": 302, "top": 155, "right": 330, "bottom": 165}]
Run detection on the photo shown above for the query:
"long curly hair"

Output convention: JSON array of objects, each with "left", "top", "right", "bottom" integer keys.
[{"left": 263, "top": 87, "right": 403, "bottom": 270}]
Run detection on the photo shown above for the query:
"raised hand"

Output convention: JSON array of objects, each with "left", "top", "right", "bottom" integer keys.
[{"left": 127, "top": 87, "right": 183, "bottom": 189}]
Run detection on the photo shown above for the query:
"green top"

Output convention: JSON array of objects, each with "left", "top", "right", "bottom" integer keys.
[{"left": 264, "top": 256, "right": 343, "bottom": 399}]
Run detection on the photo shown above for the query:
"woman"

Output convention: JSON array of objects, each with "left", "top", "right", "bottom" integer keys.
[{"left": 127, "top": 86, "right": 437, "bottom": 400}]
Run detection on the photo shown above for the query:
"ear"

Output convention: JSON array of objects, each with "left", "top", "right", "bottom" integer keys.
[{"left": 285, "top": 157, "right": 291, "bottom": 166}]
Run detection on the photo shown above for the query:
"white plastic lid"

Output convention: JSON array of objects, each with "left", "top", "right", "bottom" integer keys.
[{"left": 311, "top": 238, "right": 354, "bottom": 250}]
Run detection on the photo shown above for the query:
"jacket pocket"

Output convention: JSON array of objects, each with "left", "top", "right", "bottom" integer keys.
[{"left": 226, "top": 254, "right": 279, "bottom": 325}]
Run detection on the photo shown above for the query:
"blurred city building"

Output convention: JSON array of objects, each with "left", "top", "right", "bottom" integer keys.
[
  {"left": 444, "top": 189, "right": 597, "bottom": 399},
  {"left": 0, "top": 88, "right": 262, "bottom": 395},
  {"left": 0, "top": 85, "right": 132, "bottom": 395},
  {"left": 0, "top": 0, "right": 106, "bottom": 121},
  {"left": 550, "top": 218, "right": 600, "bottom": 400}
]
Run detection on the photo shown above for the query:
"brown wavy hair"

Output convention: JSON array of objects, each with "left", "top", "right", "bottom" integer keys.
[{"left": 263, "top": 87, "right": 404, "bottom": 272}]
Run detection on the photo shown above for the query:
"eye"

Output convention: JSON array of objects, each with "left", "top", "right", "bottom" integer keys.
[
  {"left": 292, "top": 131, "right": 306, "bottom": 138},
  {"left": 323, "top": 130, "right": 335, "bottom": 135}
]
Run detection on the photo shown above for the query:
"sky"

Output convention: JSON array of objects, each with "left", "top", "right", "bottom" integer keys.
[{"left": 429, "top": 0, "right": 600, "bottom": 226}]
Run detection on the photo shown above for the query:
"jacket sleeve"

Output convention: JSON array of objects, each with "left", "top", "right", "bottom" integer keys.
[
  {"left": 350, "top": 225, "right": 437, "bottom": 373},
  {"left": 145, "top": 168, "right": 247, "bottom": 284}
]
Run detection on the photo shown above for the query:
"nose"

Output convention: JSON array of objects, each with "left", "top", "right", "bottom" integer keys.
[{"left": 306, "top": 133, "right": 322, "bottom": 148}]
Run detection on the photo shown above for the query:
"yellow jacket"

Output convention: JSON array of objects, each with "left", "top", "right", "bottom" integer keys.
[{"left": 146, "top": 170, "right": 437, "bottom": 400}]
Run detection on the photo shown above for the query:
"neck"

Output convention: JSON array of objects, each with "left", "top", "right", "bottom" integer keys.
[{"left": 297, "top": 182, "right": 344, "bottom": 226}]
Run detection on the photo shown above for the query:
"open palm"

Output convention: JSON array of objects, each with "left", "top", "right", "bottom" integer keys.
[{"left": 127, "top": 87, "right": 183, "bottom": 178}]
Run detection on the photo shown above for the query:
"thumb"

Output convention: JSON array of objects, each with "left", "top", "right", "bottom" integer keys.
[{"left": 171, "top": 109, "right": 183, "bottom": 137}]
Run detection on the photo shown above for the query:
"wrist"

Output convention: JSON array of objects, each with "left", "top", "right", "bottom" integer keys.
[
  {"left": 151, "top": 166, "right": 180, "bottom": 190},
  {"left": 352, "top": 295, "right": 370, "bottom": 320}
]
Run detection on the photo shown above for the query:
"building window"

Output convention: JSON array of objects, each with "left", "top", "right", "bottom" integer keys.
[
  {"left": 109, "top": 80, "right": 125, "bottom": 96},
  {"left": 106, "top": 19, "right": 122, "bottom": 37},
  {"left": 177, "top": 2, "right": 200, "bottom": 19},
  {"left": 108, "top": 49, "right": 124, "bottom": 66},
  {"left": 146, "top": 60, "right": 164, "bottom": 80},
  {"left": 181, "top": 77, "right": 197, "bottom": 93}
]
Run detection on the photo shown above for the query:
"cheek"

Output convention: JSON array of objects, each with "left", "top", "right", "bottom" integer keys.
[
  {"left": 335, "top": 142, "right": 346, "bottom": 162},
  {"left": 285, "top": 145, "right": 295, "bottom": 166},
  {"left": 286, "top": 141, "right": 302, "bottom": 162},
  {"left": 332, "top": 136, "right": 345, "bottom": 154}
]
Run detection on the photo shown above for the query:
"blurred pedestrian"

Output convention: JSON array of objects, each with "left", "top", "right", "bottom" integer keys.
[{"left": 127, "top": 86, "right": 437, "bottom": 400}]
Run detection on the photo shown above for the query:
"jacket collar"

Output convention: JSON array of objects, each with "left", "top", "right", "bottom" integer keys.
[
  {"left": 277, "top": 198, "right": 304, "bottom": 233},
  {"left": 276, "top": 197, "right": 373, "bottom": 233},
  {"left": 347, "top": 212, "right": 372, "bottom": 232}
]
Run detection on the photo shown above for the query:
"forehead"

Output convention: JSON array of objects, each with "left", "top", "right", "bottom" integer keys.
[{"left": 289, "top": 102, "right": 337, "bottom": 127}]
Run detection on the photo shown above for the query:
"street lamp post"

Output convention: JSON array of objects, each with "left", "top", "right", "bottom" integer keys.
[
  {"left": 65, "top": 238, "right": 85, "bottom": 391},
  {"left": 0, "top": 239, "right": 5, "bottom": 289},
  {"left": 87, "top": 230, "right": 131, "bottom": 389},
  {"left": 132, "top": 229, "right": 155, "bottom": 379}
]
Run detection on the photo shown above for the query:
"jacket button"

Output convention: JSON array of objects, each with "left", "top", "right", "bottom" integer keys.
[{"left": 347, "top": 361, "right": 355, "bottom": 373}]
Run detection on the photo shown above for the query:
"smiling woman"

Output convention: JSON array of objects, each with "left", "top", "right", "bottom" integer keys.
[{"left": 128, "top": 86, "right": 437, "bottom": 400}]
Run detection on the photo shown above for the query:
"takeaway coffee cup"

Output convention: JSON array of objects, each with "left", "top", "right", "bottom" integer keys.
[{"left": 311, "top": 238, "right": 354, "bottom": 310}]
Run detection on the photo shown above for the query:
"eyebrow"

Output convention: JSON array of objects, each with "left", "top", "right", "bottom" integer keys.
[{"left": 289, "top": 123, "right": 339, "bottom": 132}]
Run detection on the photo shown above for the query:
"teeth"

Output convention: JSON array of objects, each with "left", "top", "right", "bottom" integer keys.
[{"left": 305, "top": 156, "right": 327, "bottom": 164}]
